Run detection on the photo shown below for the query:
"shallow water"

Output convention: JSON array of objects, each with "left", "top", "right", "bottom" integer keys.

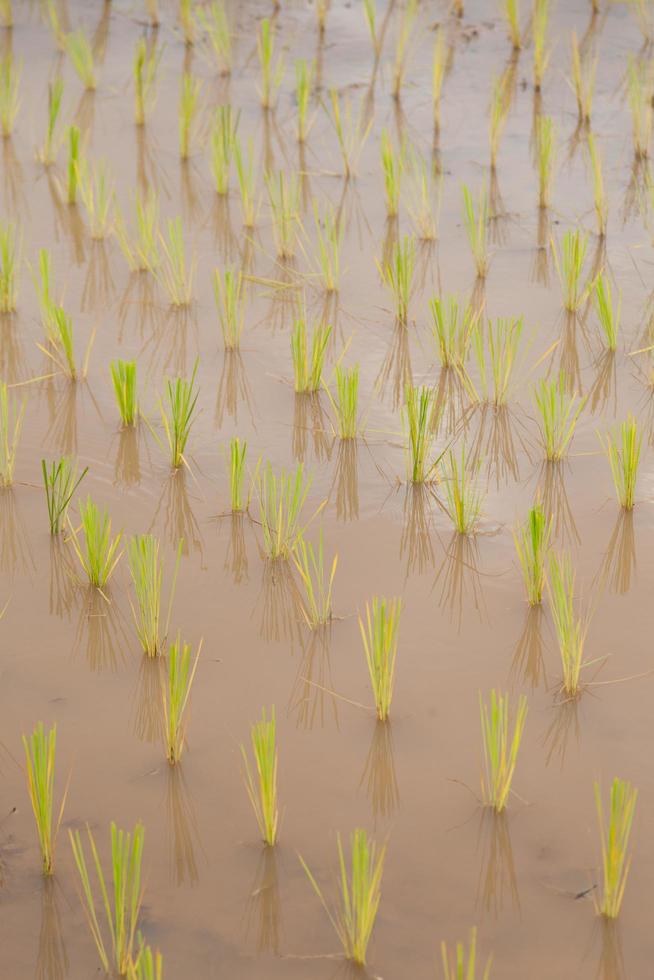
[{"left": 1, "top": 1, "right": 654, "bottom": 978}]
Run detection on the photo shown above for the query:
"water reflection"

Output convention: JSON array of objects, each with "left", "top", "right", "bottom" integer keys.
[
  {"left": 166, "top": 765, "right": 201, "bottom": 887},
  {"left": 244, "top": 846, "right": 282, "bottom": 954},
  {"left": 359, "top": 720, "right": 399, "bottom": 822},
  {"left": 475, "top": 809, "right": 520, "bottom": 917}
]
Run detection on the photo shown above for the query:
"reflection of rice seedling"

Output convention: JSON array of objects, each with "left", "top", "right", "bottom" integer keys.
[
  {"left": 360, "top": 597, "right": 401, "bottom": 721},
  {"left": 405, "top": 149, "right": 441, "bottom": 241},
  {"left": 39, "top": 77, "right": 64, "bottom": 165},
  {"left": 594, "top": 778, "right": 638, "bottom": 919},
  {"left": 115, "top": 188, "right": 160, "bottom": 273},
  {"left": 404, "top": 385, "right": 437, "bottom": 483},
  {"left": 313, "top": 200, "right": 342, "bottom": 291},
  {"left": 258, "top": 461, "right": 313, "bottom": 559},
  {"left": 241, "top": 706, "right": 279, "bottom": 845},
  {"left": 570, "top": 32, "right": 596, "bottom": 122},
  {"left": 442, "top": 446, "right": 484, "bottom": 534},
  {"left": 587, "top": 133, "right": 608, "bottom": 237},
  {"left": 66, "top": 125, "right": 81, "bottom": 205},
  {"left": 178, "top": 72, "right": 200, "bottom": 160},
  {"left": 293, "top": 528, "right": 337, "bottom": 627},
  {"left": 592, "top": 272, "right": 620, "bottom": 351},
  {"left": 266, "top": 171, "right": 301, "bottom": 259},
  {"left": 551, "top": 229, "right": 588, "bottom": 312},
  {"left": 602, "top": 416, "right": 642, "bottom": 510},
  {"left": 68, "top": 497, "right": 123, "bottom": 588},
  {"left": 533, "top": 373, "right": 585, "bottom": 461},
  {"left": 363, "top": 0, "right": 378, "bottom": 55},
  {"left": 66, "top": 30, "right": 97, "bottom": 90},
  {"left": 299, "top": 829, "right": 386, "bottom": 966},
  {"left": 133, "top": 38, "right": 161, "bottom": 126},
  {"left": 0, "top": 382, "right": 23, "bottom": 487},
  {"left": 328, "top": 365, "right": 359, "bottom": 439},
  {"left": 489, "top": 74, "right": 509, "bottom": 169},
  {"left": 547, "top": 551, "right": 586, "bottom": 696},
  {"left": 164, "top": 633, "right": 201, "bottom": 764},
  {"left": 197, "top": 1, "right": 232, "bottom": 75},
  {"left": 626, "top": 55, "right": 652, "bottom": 160},
  {"left": 381, "top": 128, "right": 403, "bottom": 217},
  {"left": 160, "top": 360, "right": 199, "bottom": 469},
  {"left": 513, "top": 503, "right": 551, "bottom": 605},
  {"left": 158, "top": 217, "right": 195, "bottom": 306},
  {"left": 535, "top": 115, "right": 556, "bottom": 208},
  {"left": 463, "top": 183, "right": 489, "bottom": 278},
  {"left": 128, "top": 943, "right": 163, "bottom": 980},
  {"left": 23, "top": 722, "right": 66, "bottom": 875},
  {"left": 430, "top": 295, "right": 478, "bottom": 369},
  {"left": 128, "top": 534, "right": 180, "bottom": 657},
  {"left": 479, "top": 689, "right": 527, "bottom": 812},
  {"left": 257, "top": 18, "right": 284, "bottom": 110},
  {"left": 327, "top": 89, "right": 373, "bottom": 178},
  {"left": 502, "top": 0, "right": 521, "bottom": 49},
  {"left": 42, "top": 457, "right": 88, "bottom": 534},
  {"left": 69, "top": 822, "right": 144, "bottom": 975},
  {"left": 228, "top": 437, "right": 250, "bottom": 513},
  {"left": 77, "top": 157, "right": 114, "bottom": 239},
  {"left": 441, "top": 927, "right": 492, "bottom": 980},
  {"left": 432, "top": 27, "right": 446, "bottom": 128},
  {"left": 469, "top": 317, "right": 523, "bottom": 406},
  {"left": 291, "top": 314, "right": 331, "bottom": 393},
  {"left": 213, "top": 266, "right": 246, "bottom": 350},
  {"left": 378, "top": 234, "right": 415, "bottom": 323},
  {"left": 532, "top": 0, "right": 551, "bottom": 91},
  {"left": 0, "top": 220, "right": 19, "bottom": 313},
  {"left": 111, "top": 360, "right": 138, "bottom": 427},
  {"left": 234, "top": 137, "right": 259, "bottom": 228},
  {"left": 209, "top": 104, "right": 238, "bottom": 195},
  {"left": 295, "top": 59, "right": 314, "bottom": 143},
  {"left": 391, "top": 0, "right": 418, "bottom": 100}
]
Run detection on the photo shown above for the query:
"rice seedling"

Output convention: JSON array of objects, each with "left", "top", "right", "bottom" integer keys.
[
  {"left": 291, "top": 314, "right": 331, "bottom": 393},
  {"left": 265, "top": 171, "right": 301, "bottom": 259},
  {"left": 469, "top": 316, "right": 524, "bottom": 406},
  {"left": 479, "top": 689, "right": 527, "bottom": 812},
  {"left": 157, "top": 217, "right": 195, "bottom": 306},
  {"left": 257, "top": 461, "right": 312, "bottom": 559},
  {"left": 381, "top": 128, "right": 403, "bottom": 218},
  {"left": 432, "top": 27, "right": 447, "bottom": 129},
  {"left": 532, "top": 0, "right": 551, "bottom": 91},
  {"left": 441, "top": 927, "right": 492, "bottom": 980},
  {"left": 68, "top": 497, "right": 123, "bottom": 588},
  {"left": 77, "top": 157, "right": 115, "bottom": 239},
  {"left": 452, "top": 0, "right": 464, "bottom": 14},
  {"left": 178, "top": 72, "right": 201, "bottom": 160},
  {"left": 42, "top": 457, "right": 88, "bottom": 534},
  {"left": 128, "top": 534, "right": 165, "bottom": 657},
  {"left": 257, "top": 18, "right": 284, "bottom": 110},
  {"left": 145, "top": 0, "right": 160, "bottom": 29},
  {"left": 587, "top": 132, "right": 608, "bottom": 237},
  {"left": 513, "top": 503, "right": 551, "bottom": 605},
  {"left": 502, "top": 0, "right": 521, "bottom": 50},
  {"left": 547, "top": 551, "right": 587, "bottom": 696},
  {"left": 329, "top": 365, "right": 359, "bottom": 439},
  {"left": 292, "top": 528, "right": 337, "bottom": 627},
  {"left": 391, "top": 0, "right": 418, "bottom": 100},
  {"left": 592, "top": 272, "right": 620, "bottom": 351},
  {"left": 240, "top": 706, "right": 279, "bottom": 846},
  {"left": 38, "top": 77, "right": 64, "bottom": 165},
  {"left": 160, "top": 360, "right": 199, "bottom": 469},
  {"left": 316, "top": 0, "right": 329, "bottom": 34},
  {"left": 299, "top": 829, "right": 386, "bottom": 966},
  {"left": 404, "top": 385, "right": 437, "bottom": 483},
  {"left": 430, "top": 295, "right": 479, "bottom": 369},
  {"left": 115, "top": 188, "right": 160, "bottom": 273},
  {"left": 163, "top": 633, "right": 201, "bottom": 764},
  {"left": 0, "top": 220, "right": 19, "bottom": 313},
  {"left": 570, "top": 31, "right": 596, "bottom": 122},
  {"left": 630, "top": 0, "right": 654, "bottom": 44},
  {"left": 32, "top": 248, "right": 58, "bottom": 342},
  {"left": 23, "top": 722, "right": 67, "bottom": 875},
  {"left": 0, "top": 0, "right": 11, "bottom": 27},
  {"left": 442, "top": 445, "right": 484, "bottom": 534},
  {"left": 602, "top": 415, "right": 642, "bottom": 510},
  {"left": 359, "top": 597, "right": 401, "bottom": 721},
  {"left": 66, "top": 125, "right": 81, "bottom": 205},
  {"left": 0, "top": 54, "right": 20, "bottom": 137},
  {"left": 405, "top": 149, "right": 442, "bottom": 241},
  {"left": 128, "top": 943, "right": 163, "bottom": 980},
  {"left": 533, "top": 373, "right": 585, "bottom": 461},
  {"left": 228, "top": 437, "right": 250, "bottom": 513},
  {"left": 626, "top": 55, "right": 653, "bottom": 160},
  {"left": 46, "top": 0, "right": 65, "bottom": 49},
  {"left": 462, "top": 183, "right": 489, "bottom": 278},
  {"left": 213, "top": 266, "right": 246, "bottom": 350},
  {"left": 0, "top": 381, "right": 24, "bottom": 487},
  {"left": 179, "top": 0, "right": 195, "bottom": 45},
  {"left": 535, "top": 115, "right": 556, "bottom": 208},
  {"left": 313, "top": 200, "right": 343, "bottom": 292},
  {"left": 46, "top": 306, "right": 81, "bottom": 380},
  {"left": 66, "top": 29, "right": 97, "bottom": 90},
  {"left": 233, "top": 137, "right": 259, "bottom": 228},
  {"left": 133, "top": 38, "right": 161, "bottom": 126},
  {"left": 551, "top": 228, "right": 588, "bottom": 312},
  {"left": 489, "top": 74, "right": 509, "bottom": 169},
  {"left": 111, "top": 360, "right": 138, "bottom": 428},
  {"left": 378, "top": 234, "right": 415, "bottom": 323},
  {"left": 594, "top": 778, "right": 638, "bottom": 919},
  {"left": 327, "top": 88, "right": 373, "bottom": 179},
  {"left": 209, "top": 104, "right": 238, "bottom": 196},
  {"left": 69, "top": 822, "right": 144, "bottom": 976},
  {"left": 295, "top": 59, "right": 314, "bottom": 143},
  {"left": 196, "top": 1, "right": 233, "bottom": 75}
]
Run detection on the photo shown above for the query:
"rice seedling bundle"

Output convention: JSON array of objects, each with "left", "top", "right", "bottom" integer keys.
[
  {"left": 316, "top": 0, "right": 329, "bottom": 34},
  {"left": 178, "top": 72, "right": 200, "bottom": 160},
  {"left": 233, "top": 137, "right": 259, "bottom": 228},
  {"left": 602, "top": 415, "right": 642, "bottom": 510},
  {"left": 115, "top": 188, "right": 160, "bottom": 273},
  {"left": 479, "top": 689, "right": 527, "bottom": 811},
  {"left": 404, "top": 385, "right": 436, "bottom": 483},
  {"left": 513, "top": 503, "right": 551, "bottom": 605},
  {"left": 359, "top": 597, "right": 401, "bottom": 721},
  {"left": 592, "top": 272, "right": 620, "bottom": 350},
  {"left": 47, "top": 305, "right": 79, "bottom": 379},
  {"left": 570, "top": 32, "right": 596, "bottom": 122},
  {"left": 179, "top": 0, "right": 195, "bottom": 45},
  {"left": 0, "top": 0, "right": 11, "bottom": 28},
  {"left": 313, "top": 200, "right": 342, "bottom": 291},
  {"left": 22, "top": 722, "right": 65, "bottom": 875},
  {"left": 228, "top": 436, "right": 249, "bottom": 513},
  {"left": 46, "top": 0, "right": 65, "bottom": 48},
  {"left": 330, "top": 364, "right": 359, "bottom": 439},
  {"left": 533, "top": 373, "right": 585, "bottom": 461},
  {"left": 432, "top": 27, "right": 447, "bottom": 128},
  {"left": 551, "top": 228, "right": 588, "bottom": 312},
  {"left": 535, "top": 115, "right": 556, "bottom": 208},
  {"left": 111, "top": 359, "right": 138, "bottom": 427},
  {"left": 442, "top": 446, "right": 484, "bottom": 534},
  {"left": 158, "top": 217, "right": 195, "bottom": 306},
  {"left": 39, "top": 77, "right": 64, "bottom": 165},
  {"left": 380, "top": 128, "right": 403, "bottom": 218},
  {"left": 42, "top": 457, "right": 88, "bottom": 534},
  {"left": 532, "top": 0, "right": 551, "bottom": 91},
  {"left": 160, "top": 360, "right": 199, "bottom": 468},
  {"left": 502, "top": 0, "right": 521, "bottom": 50},
  {"left": 128, "top": 943, "right": 163, "bottom": 980},
  {"left": 441, "top": 927, "right": 492, "bottom": 980},
  {"left": 327, "top": 88, "right": 373, "bottom": 179},
  {"left": 626, "top": 55, "right": 653, "bottom": 159},
  {"left": 77, "top": 157, "right": 115, "bottom": 239},
  {"left": 363, "top": 0, "right": 378, "bottom": 56},
  {"left": 241, "top": 706, "right": 279, "bottom": 845},
  {"left": 164, "top": 633, "right": 201, "bottom": 764},
  {"left": 258, "top": 461, "right": 313, "bottom": 559},
  {"left": 594, "top": 778, "right": 638, "bottom": 919},
  {"left": 293, "top": 528, "right": 337, "bottom": 627},
  {"left": 265, "top": 171, "right": 301, "bottom": 259},
  {"left": 66, "top": 29, "right": 97, "bottom": 90},
  {"left": 128, "top": 534, "right": 163, "bottom": 657},
  {"left": 587, "top": 132, "right": 608, "bottom": 237},
  {"left": 209, "top": 105, "right": 238, "bottom": 196},
  {"left": 462, "top": 183, "right": 489, "bottom": 278},
  {"left": 68, "top": 496, "right": 123, "bottom": 588},
  {"left": 295, "top": 58, "right": 314, "bottom": 143},
  {"left": 67, "top": 124, "right": 81, "bottom": 205},
  {"left": 32, "top": 248, "right": 58, "bottom": 342},
  {"left": 0, "top": 381, "right": 24, "bottom": 487},
  {"left": 257, "top": 18, "right": 284, "bottom": 110},
  {"left": 489, "top": 73, "right": 509, "bottom": 169},
  {"left": 196, "top": 1, "right": 233, "bottom": 75},
  {"left": 391, "top": 0, "right": 418, "bottom": 100},
  {"left": 0, "top": 220, "right": 19, "bottom": 313},
  {"left": 213, "top": 266, "right": 246, "bottom": 350},
  {"left": 291, "top": 314, "right": 331, "bottom": 393},
  {"left": 430, "top": 295, "right": 479, "bottom": 369},
  {"left": 378, "top": 234, "right": 415, "bottom": 323},
  {"left": 133, "top": 37, "right": 161, "bottom": 126},
  {"left": 547, "top": 551, "right": 587, "bottom": 696},
  {"left": 470, "top": 316, "right": 523, "bottom": 406},
  {"left": 405, "top": 148, "right": 442, "bottom": 241},
  {"left": 0, "top": 54, "right": 20, "bottom": 137}
]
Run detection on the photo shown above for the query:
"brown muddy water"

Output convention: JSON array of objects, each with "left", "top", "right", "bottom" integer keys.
[{"left": 1, "top": 0, "right": 654, "bottom": 977}]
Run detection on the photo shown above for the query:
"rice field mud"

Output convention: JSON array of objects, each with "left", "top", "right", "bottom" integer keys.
[{"left": 1, "top": 0, "right": 654, "bottom": 977}]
